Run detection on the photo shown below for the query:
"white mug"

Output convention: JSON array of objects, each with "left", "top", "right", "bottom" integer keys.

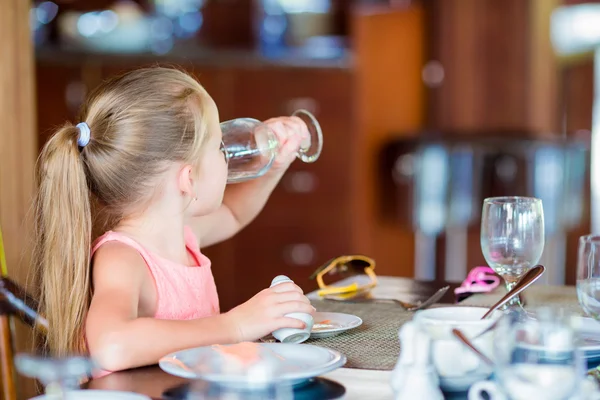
[
  {"left": 412, "top": 307, "right": 498, "bottom": 392},
  {"left": 270, "top": 275, "right": 314, "bottom": 344}
]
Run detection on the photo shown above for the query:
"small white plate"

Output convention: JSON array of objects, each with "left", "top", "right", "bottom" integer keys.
[
  {"left": 32, "top": 390, "right": 151, "bottom": 400},
  {"left": 159, "top": 343, "right": 346, "bottom": 388},
  {"left": 310, "top": 312, "right": 363, "bottom": 338}
]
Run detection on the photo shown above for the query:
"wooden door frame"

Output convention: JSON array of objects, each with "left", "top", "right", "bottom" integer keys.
[{"left": 0, "top": 0, "right": 37, "bottom": 398}]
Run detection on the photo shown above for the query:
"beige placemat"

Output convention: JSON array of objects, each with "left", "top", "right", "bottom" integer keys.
[{"left": 305, "top": 300, "right": 413, "bottom": 371}]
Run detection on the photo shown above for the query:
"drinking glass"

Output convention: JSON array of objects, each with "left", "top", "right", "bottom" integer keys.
[
  {"left": 220, "top": 109, "right": 323, "bottom": 184},
  {"left": 576, "top": 235, "right": 600, "bottom": 322},
  {"left": 480, "top": 197, "right": 544, "bottom": 310},
  {"left": 15, "top": 354, "right": 96, "bottom": 398},
  {"left": 492, "top": 307, "right": 583, "bottom": 400}
]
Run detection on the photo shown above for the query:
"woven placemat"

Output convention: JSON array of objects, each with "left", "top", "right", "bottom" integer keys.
[{"left": 304, "top": 300, "right": 413, "bottom": 371}]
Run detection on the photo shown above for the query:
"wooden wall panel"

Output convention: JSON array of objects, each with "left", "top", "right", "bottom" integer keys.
[
  {"left": 0, "top": 1, "right": 38, "bottom": 398},
  {"left": 428, "top": 0, "right": 562, "bottom": 134},
  {"left": 429, "top": 0, "right": 531, "bottom": 131},
  {"left": 528, "top": 0, "right": 561, "bottom": 133},
  {"left": 352, "top": 4, "right": 426, "bottom": 277},
  {"left": 563, "top": 61, "right": 594, "bottom": 133}
]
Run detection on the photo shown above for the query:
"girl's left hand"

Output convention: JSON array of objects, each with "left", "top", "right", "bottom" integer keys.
[{"left": 263, "top": 116, "right": 310, "bottom": 173}]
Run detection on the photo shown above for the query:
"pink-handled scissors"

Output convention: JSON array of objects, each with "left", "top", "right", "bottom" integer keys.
[{"left": 454, "top": 266, "right": 501, "bottom": 301}]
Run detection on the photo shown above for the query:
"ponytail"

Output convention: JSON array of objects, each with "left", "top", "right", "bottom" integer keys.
[{"left": 33, "top": 123, "right": 92, "bottom": 356}]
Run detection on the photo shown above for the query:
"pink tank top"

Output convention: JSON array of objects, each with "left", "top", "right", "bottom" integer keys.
[{"left": 91, "top": 227, "right": 220, "bottom": 320}]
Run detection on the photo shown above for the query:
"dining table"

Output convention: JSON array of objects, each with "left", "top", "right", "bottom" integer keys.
[{"left": 85, "top": 276, "right": 583, "bottom": 400}]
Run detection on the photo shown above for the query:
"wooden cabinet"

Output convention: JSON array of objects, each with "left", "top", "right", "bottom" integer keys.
[
  {"left": 234, "top": 212, "right": 353, "bottom": 303},
  {"left": 233, "top": 68, "right": 353, "bottom": 220},
  {"left": 36, "top": 65, "right": 94, "bottom": 150},
  {"left": 225, "top": 67, "right": 356, "bottom": 307},
  {"left": 426, "top": 0, "right": 561, "bottom": 134},
  {"left": 563, "top": 61, "right": 593, "bottom": 133},
  {"left": 215, "top": 68, "right": 355, "bottom": 307}
]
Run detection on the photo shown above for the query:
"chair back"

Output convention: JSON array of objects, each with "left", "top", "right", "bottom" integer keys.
[{"left": 0, "top": 225, "right": 48, "bottom": 400}]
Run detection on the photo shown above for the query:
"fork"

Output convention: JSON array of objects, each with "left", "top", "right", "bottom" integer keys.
[{"left": 323, "top": 285, "right": 450, "bottom": 312}]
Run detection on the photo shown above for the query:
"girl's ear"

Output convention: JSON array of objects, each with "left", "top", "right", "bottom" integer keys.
[{"left": 177, "top": 164, "right": 197, "bottom": 199}]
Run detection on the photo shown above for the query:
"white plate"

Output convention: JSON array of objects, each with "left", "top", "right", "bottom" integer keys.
[
  {"left": 32, "top": 390, "right": 151, "bottom": 400},
  {"left": 159, "top": 343, "right": 346, "bottom": 388},
  {"left": 310, "top": 312, "right": 363, "bottom": 338}
]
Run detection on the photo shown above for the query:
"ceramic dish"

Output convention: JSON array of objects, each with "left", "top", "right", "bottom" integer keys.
[
  {"left": 311, "top": 312, "right": 363, "bottom": 338},
  {"left": 159, "top": 343, "right": 346, "bottom": 388}
]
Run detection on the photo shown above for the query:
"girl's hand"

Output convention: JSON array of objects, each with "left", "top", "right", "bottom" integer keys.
[
  {"left": 263, "top": 116, "right": 310, "bottom": 173},
  {"left": 224, "top": 282, "right": 315, "bottom": 342}
]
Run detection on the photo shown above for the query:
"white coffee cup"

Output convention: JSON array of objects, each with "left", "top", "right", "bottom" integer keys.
[
  {"left": 413, "top": 306, "right": 501, "bottom": 392},
  {"left": 270, "top": 275, "right": 314, "bottom": 344}
]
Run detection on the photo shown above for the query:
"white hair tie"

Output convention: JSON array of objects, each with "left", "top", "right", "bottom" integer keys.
[{"left": 76, "top": 122, "right": 91, "bottom": 148}]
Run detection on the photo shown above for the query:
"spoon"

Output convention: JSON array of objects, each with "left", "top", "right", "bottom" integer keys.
[
  {"left": 452, "top": 328, "right": 539, "bottom": 386},
  {"left": 472, "top": 265, "right": 545, "bottom": 340},
  {"left": 451, "top": 328, "right": 495, "bottom": 366},
  {"left": 481, "top": 264, "right": 545, "bottom": 320}
]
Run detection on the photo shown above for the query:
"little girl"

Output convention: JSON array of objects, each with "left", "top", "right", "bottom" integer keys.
[{"left": 32, "top": 67, "right": 315, "bottom": 372}]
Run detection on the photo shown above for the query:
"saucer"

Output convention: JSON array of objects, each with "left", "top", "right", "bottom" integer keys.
[
  {"left": 162, "top": 377, "right": 346, "bottom": 400},
  {"left": 310, "top": 312, "right": 363, "bottom": 338}
]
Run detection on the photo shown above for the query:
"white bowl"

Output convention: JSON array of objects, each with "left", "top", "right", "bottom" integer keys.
[
  {"left": 415, "top": 306, "right": 500, "bottom": 335},
  {"left": 414, "top": 306, "right": 501, "bottom": 392}
]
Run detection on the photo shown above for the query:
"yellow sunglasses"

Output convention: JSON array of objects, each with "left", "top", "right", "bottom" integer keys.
[{"left": 310, "top": 255, "right": 377, "bottom": 297}]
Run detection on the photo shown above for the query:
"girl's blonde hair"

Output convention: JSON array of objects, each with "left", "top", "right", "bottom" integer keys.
[{"left": 33, "top": 67, "right": 213, "bottom": 356}]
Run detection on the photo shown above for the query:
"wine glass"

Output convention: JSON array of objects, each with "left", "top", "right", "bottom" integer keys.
[
  {"left": 15, "top": 354, "right": 96, "bottom": 398},
  {"left": 220, "top": 109, "right": 323, "bottom": 184},
  {"left": 491, "top": 307, "right": 583, "bottom": 400},
  {"left": 480, "top": 197, "right": 544, "bottom": 311}
]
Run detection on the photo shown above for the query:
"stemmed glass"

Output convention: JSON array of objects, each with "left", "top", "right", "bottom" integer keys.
[
  {"left": 480, "top": 197, "right": 545, "bottom": 311},
  {"left": 15, "top": 354, "right": 95, "bottom": 399},
  {"left": 220, "top": 109, "right": 323, "bottom": 184},
  {"left": 491, "top": 308, "right": 583, "bottom": 400}
]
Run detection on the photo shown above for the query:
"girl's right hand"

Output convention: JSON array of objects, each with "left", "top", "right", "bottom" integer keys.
[{"left": 224, "top": 282, "right": 315, "bottom": 342}]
